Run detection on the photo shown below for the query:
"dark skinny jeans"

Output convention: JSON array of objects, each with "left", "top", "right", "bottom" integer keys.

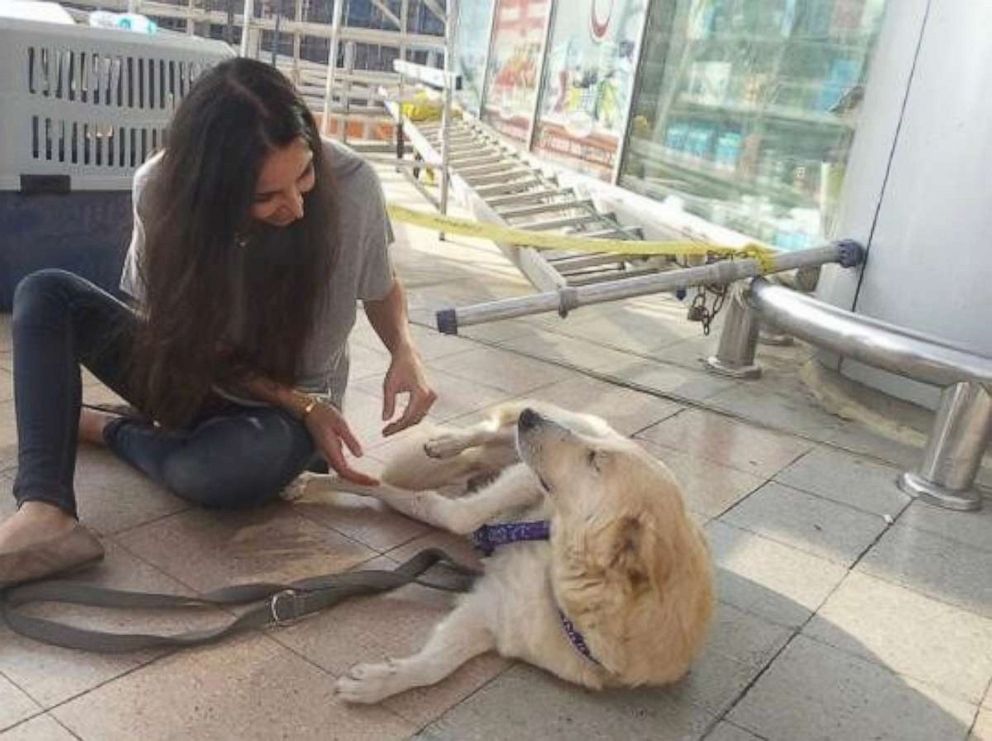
[{"left": 11, "top": 269, "right": 317, "bottom": 518}]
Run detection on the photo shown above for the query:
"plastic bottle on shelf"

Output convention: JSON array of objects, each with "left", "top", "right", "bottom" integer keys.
[
  {"left": 89, "top": 11, "right": 158, "bottom": 33},
  {"left": 715, "top": 131, "right": 742, "bottom": 172}
]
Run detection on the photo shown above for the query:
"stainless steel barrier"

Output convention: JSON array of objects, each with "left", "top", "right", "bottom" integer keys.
[{"left": 708, "top": 277, "right": 992, "bottom": 511}]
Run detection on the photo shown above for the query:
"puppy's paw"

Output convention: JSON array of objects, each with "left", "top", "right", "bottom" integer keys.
[
  {"left": 279, "top": 477, "right": 310, "bottom": 502},
  {"left": 334, "top": 659, "right": 401, "bottom": 704},
  {"left": 424, "top": 434, "right": 467, "bottom": 459}
]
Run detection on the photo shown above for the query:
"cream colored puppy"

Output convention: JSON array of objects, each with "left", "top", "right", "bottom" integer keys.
[{"left": 294, "top": 402, "right": 714, "bottom": 703}]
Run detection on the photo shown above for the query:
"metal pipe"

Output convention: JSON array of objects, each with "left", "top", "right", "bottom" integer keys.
[
  {"left": 239, "top": 0, "right": 254, "bottom": 56},
  {"left": 320, "top": 0, "right": 345, "bottom": 136},
  {"left": 898, "top": 383, "right": 992, "bottom": 511},
  {"left": 435, "top": 241, "right": 863, "bottom": 334},
  {"left": 747, "top": 278, "right": 992, "bottom": 388},
  {"left": 438, "top": 0, "right": 458, "bottom": 230}
]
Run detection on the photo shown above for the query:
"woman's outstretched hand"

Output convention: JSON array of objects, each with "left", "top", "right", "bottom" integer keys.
[
  {"left": 304, "top": 402, "right": 379, "bottom": 485},
  {"left": 382, "top": 346, "right": 437, "bottom": 436}
]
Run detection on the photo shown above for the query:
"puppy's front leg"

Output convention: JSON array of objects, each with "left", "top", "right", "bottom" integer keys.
[
  {"left": 335, "top": 595, "right": 495, "bottom": 704},
  {"left": 316, "top": 465, "right": 542, "bottom": 534}
]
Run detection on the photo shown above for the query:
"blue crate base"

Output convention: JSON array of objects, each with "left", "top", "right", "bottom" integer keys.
[{"left": 0, "top": 191, "right": 131, "bottom": 311}]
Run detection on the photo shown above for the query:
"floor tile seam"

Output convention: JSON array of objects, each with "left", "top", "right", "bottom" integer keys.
[
  {"left": 748, "top": 476, "right": 905, "bottom": 522},
  {"left": 449, "top": 366, "right": 570, "bottom": 404},
  {"left": 701, "top": 718, "right": 770, "bottom": 741},
  {"left": 851, "top": 561, "right": 992, "bottom": 621},
  {"left": 289, "top": 503, "right": 420, "bottom": 557},
  {"left": 95, "top": 504, "right": 193, "bottom": 541},
  {"left": 529, "top": 320, "right": 695, "bottom": 357},
  {"left": 968, "top": 704, "right": 987, "bottom": 740},
  {"left": 700, "top": 463, "right": 780, "bottom": 521},
  {"left": 880, "top": 517, "right": 992, "bottom": 557},
  {"left": 446, "top": 330, "right": 855, "bottom": 455},
  {"left": 635, "top": 434, "right": 810, "bottom": 482},
  {"left": 798, "top": 628, "right": 992, "bottom": 707},
  {"left": 715, "top": 553, "right": 858, "bottom": 733},
  {"left": 255, "top": 629, "right": 386, "bottom": 693},
  {"left": 713, "top": 512, "right": 880, "bottom": 570},
  {"left": 0, "top": 709, "right": 53, "bottom": 736},
  {"left": 768, "top": 472, "right": 911, "bottom": 521},
  {"left": 404, "top": 659, "right": 518, "bottom": 736},
  {"left": 41, "top": 647, "right": 177, "bottom": 716},
  {"left": 628, "top": 406, "right": 692, "bottom": 438},
  {"left": 106, "top": 530, "right": 223, "bottom": 600},
  {"left": 408, "top": 316, "right": 685, "bottom": 369},
  {"left": 424, "top": 355, "right": 571, "bottom": 398}
]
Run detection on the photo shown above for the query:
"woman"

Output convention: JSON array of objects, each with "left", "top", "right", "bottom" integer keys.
[{"left": 0, "top": 58, "right": 435, "bottom": 587}]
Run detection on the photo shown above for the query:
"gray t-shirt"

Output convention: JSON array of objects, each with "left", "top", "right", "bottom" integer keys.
[{"left": 120, "top": 138, "right": 394, "bottom": 407}]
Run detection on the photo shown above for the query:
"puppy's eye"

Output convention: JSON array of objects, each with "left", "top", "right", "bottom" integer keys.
[{"left": 586, "top": 449, "right": 599, "bottom": 470}]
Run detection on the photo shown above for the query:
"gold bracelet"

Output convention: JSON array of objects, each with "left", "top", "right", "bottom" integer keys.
[{"left": 298, "top": 394, "right": 320, "bottom": 418}]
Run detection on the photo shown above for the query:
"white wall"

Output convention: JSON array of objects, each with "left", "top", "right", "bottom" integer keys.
[{"left": 817, "top": 0, "right": 992, "bottom": 409}]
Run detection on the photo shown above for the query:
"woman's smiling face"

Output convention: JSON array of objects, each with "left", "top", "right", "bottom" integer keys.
[{"left": 249, "top": 136, "right": 316, "bottom": 227}]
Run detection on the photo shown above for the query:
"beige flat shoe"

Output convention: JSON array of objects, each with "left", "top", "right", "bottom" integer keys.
[{"left": 0, "top": 524, "right": 105, "bottom": 588}]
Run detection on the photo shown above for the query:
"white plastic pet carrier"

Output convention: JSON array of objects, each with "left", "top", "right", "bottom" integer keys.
[{"left": 0, "top": 4, "right": 234, "bottom": 192}]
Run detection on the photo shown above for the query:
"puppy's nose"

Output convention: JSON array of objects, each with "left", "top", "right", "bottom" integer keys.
[{"left": 519, "top": 408, "right": 541, "bottom": 430}]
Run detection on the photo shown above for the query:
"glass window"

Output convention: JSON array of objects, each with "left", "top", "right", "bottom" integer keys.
[
  {"left": 619, "top": 0, "right": 887, "bottom": 249},
  {"left": 454, "top": 0, "right": 496, "bottom": 115},
  {"left": 481, "top": 0, "right": 553, "bottom": 141},
  {"left": 533, "top": 0, "right": 648, "bottom": 179}
]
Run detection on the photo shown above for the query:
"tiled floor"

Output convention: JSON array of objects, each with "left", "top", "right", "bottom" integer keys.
[{"left": 1, "top": 168, "right": 991, "bottom": 740}]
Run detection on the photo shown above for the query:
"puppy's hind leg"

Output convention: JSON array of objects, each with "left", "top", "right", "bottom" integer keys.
[{"left": 335, "top": 595, "right": 495, "bottom": 704}]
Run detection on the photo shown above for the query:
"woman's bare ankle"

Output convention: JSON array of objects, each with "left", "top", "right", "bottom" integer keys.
[{"left": 78, "top": 408, "right": 115, "bottom": 446}]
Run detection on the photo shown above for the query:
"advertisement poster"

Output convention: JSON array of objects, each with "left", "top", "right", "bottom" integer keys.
[
  {"left": 534, "top": 0, "right": 646, "bottom": 179},
  {"left": 481, "top": 0, "right": 552, "bottom": 141},
  {"left": 453, "top": 0, "right": 495, "bottom": 115}
]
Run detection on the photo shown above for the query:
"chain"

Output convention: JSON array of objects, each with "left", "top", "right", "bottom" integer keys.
[{"left": 685, "top": 251, "right": 733, "bottom": 335}]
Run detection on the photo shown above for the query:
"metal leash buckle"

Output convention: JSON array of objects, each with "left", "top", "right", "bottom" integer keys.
[{"left": 269, "top": 589, "right": 304, "bottom": 626}]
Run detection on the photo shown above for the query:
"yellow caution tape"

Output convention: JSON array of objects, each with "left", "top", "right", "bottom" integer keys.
[{"left": 386, "top": 203, "right": 777, "bottom": 273}]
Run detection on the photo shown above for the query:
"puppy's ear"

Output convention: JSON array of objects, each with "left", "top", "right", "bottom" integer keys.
[{"left": 607, "top": 516, "right": 666, "bottom": 594}]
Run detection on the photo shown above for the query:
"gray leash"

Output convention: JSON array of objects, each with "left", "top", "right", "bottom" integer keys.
[{"left": 1, "top": 548, "right": 478, "bottom": 653}]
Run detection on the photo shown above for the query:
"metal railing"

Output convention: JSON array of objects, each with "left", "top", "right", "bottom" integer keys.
[{"left": 708, "top": 277, "right": 992, "bottom": 511}]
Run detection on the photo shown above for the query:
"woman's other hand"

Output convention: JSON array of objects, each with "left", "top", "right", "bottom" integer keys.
[{"left": 381, "top": 346, "right": 436, "bottom": 436}]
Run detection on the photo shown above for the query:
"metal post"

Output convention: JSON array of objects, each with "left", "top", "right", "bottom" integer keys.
[
  {"left": 291, "top": 0, "right": 303, "bottom": 85},
  {"left": 438, "top": 0, "right": 458, "bottom": 233},
  {"left": 225, "top": 0, "right": 235, "bottom": 44},
  {"left": 611, "top": 0, "right": 651, "bottom": 185},
  {"left": 341, "top": 41, "right": 355, "bottom": 144},
  {"left": 321, "top": 0, "right": 346, "bottom": 136},
  {"left": 525, "top": 0, "right": 556, "bottom": 153},
  {"left": 477, "top": 0, "right": 498, "bottom": 116},
  {"left": 239, "top": 0, "right": 255, "bottom": 57},
  {"left": 271, "top": 0, "right": 283, "bottom": 66},
  {"left": 705, "top": 284, "right": 761, "bottom": 379},
  {"left": 898, "top": 382, "right": 992, "bottom": 511}
]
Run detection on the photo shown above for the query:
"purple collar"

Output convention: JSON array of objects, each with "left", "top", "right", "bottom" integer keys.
[
  {"left": 471, "top": 520, "right": 600, "bottom": 666},
  {"left": 470, "top": 520, "right": 551, "bottom": 556}
]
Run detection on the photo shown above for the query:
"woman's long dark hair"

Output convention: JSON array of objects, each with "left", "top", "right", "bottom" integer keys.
[{"left": 132, "top": 57, "right": 337, "bottom": 428}]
